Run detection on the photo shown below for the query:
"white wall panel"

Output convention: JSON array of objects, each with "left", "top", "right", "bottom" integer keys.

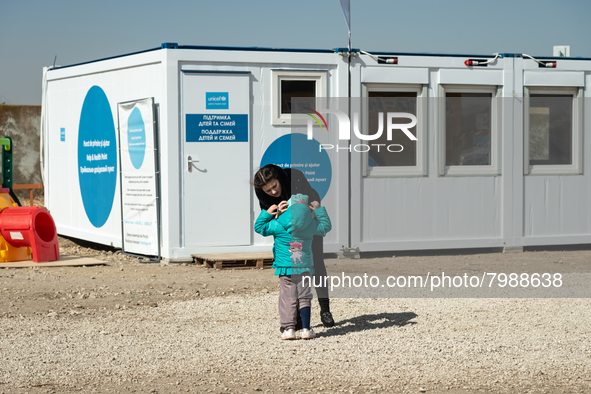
[
  {"left": 46, "top": 62, "right": 163, "bottom": 248},
  {"left": 524, "top": 176, "right": 590, "bottom": 237},
  {"left": 439, "top": 69, "right": 504, "bottom": 85},
  {"left": 362, "top": 67, "right": 429, "bottom": 84},
  {"left": 524, "top": 71, "right": 584, "bottom": 87},
  {"left": 361, "top": 177, "right": 501, "bottom": 243}
]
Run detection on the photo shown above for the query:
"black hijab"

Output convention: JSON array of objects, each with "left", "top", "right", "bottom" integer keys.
[{"left": 255, "top": 164, "right": 321, "bottom": 211}]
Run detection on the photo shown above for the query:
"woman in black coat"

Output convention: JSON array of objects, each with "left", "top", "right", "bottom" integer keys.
[{"left": 254, "top": 164, "right": 335, "bottom": 328}]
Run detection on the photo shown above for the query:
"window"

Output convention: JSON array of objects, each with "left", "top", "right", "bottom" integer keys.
[
  {"left": 439, "top": 85, "right": 500, "bottom": 176},
  {"left": 524, "top": 87, "right": 582, "bottom": 175},
  {"left": 280, "top": 80, "right": 315, "bottom": 114},
  {"left": 272, "top": 70, "right": 327, "bottom": 126},
  {"left": 362, "top": 84, "right": 427, "bottom": 177}
]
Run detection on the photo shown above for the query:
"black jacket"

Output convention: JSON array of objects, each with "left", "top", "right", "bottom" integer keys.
[{"left": 255, "top": 164, "right": 321, "bottom": 211}]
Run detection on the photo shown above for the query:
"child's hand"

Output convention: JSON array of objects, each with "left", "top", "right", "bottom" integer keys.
[
  {"left": 267, "top": 204, "right": 278, "bottom": 215},
  {"left": 309, "top": 201, "right": 320, "bottom": 211}
]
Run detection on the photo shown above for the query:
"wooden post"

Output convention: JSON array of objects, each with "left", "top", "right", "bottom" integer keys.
[{"left": 12, "top": 183, "right": 43, "bottom": 206}]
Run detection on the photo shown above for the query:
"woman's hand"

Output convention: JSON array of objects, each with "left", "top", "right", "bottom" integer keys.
[
  {"left": 277, "top": 200, "right": 289, "bottom": 214},
  {"left": 309, "top": 201, "right": 320, "bottom": 211},
  {"left": 267, "top": 204, "right": 278, "bottom": 216}
]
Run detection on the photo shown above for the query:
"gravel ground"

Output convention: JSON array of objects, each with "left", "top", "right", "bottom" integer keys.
[{"left": 0, "top": 197, "right": 590, "bottom": 393}]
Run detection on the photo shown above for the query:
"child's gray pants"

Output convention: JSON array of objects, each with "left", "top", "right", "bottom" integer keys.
[{"left": 278, "top": 272, "right": 312, "bottom": 330}]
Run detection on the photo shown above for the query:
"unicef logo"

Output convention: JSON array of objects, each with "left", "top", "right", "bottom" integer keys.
[{"left": 206, "top": 92, "right": 229, "bottom": 109}]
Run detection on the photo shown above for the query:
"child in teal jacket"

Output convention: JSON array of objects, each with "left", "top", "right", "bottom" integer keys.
[{"left": 254, "top": 194, "right": 332, "bottom": 339}]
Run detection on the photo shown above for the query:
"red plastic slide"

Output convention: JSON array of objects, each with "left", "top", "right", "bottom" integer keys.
[{"left": 0, "top": 207, "right": 60, "bottom": 262}]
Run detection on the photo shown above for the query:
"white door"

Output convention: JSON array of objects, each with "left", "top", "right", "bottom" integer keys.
[{"left": 181, "top": 71, "right": 251, "bottom": 247}]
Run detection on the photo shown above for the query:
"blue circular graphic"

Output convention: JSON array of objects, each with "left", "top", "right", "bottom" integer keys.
[
  {"left": 127, "top": 107, "right": 146, "bottom": 169},
  {"left": 260, "top": 133, "right": 332, "bottom": 200},
  {"left": 77, "top": 86, "right": 118, "bottom": 228}
]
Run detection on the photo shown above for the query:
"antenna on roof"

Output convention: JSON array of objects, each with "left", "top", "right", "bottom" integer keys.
[{"left": 52, "top": 56, "right": 57, "bottom": 68}]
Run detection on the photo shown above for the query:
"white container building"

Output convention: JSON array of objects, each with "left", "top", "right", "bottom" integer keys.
[{"left": 41, "top": 43, "right": 591, "bottom": 261}]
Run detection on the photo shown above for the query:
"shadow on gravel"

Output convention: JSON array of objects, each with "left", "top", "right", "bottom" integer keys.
[
  {"left": 58, "top": 234, "right": 120, "bottom": 253},
  {"left": 316, "top": 311, "right": 417, "bottom": 337}
]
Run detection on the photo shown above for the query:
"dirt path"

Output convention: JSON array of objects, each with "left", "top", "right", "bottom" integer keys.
[{"left": 1, "top": 236, "right": 590, "bottom": 393}]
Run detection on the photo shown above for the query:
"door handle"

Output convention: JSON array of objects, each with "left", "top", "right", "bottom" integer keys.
[{"left": 187, "top": 155, "right": 199, "bottom": 172}]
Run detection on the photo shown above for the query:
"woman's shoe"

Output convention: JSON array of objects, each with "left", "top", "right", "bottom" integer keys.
[
  {"left": 320, "top": 311, "right": 335, "bottom": 327},
  {"left": 281, "top": 329, "right": 297, "bottom": 340},
  {"left": 301, "top": 328, "right": 316, "bottom": 339}
]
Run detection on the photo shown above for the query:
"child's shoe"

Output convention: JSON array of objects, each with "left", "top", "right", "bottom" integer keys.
[
  {"left": 281, "top": 329, "right": 297, "bottom": 340},
  {"left": 301, "top": 328, "right": 316, "bottom": 339},
  {"left": 280, "top": 316, "right": 303, "bottom": 333}
]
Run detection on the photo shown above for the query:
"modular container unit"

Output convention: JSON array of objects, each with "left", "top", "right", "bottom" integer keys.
[
  {"left": 349, "top": 51, "right": 591, "bottom": 252},
  {"left": 42, "top": 44, "right": 348, "bottom": 261},
  {"left": 41, "top": 44, "right": 591, "bottom": 261}
]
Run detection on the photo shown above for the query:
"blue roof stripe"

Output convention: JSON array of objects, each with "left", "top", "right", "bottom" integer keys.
[
  {"left": 50, "top": 47, "right": 163, "bottom": 70},
  {"left": 357, "top": 50, "right": 591, "bottom": 61},
  {"left": 359, "top": 50, "right": 501, "bottom": 58},
  {"left": 177, "top": 44, "right": 334, "bottom": 54},
  {"left": 48, "top": 43, "right": 591, "bottom": 70}
]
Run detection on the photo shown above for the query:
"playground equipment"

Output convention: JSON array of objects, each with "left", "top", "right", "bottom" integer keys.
[{"left": 0, "top": 137, "right": 60, "bottom": 263}]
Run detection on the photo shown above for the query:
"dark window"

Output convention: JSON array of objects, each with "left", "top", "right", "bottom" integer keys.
[
  {"left": 529, "top": 94, "right": 572, "bottom": 166},
  {"left": 445, "top": 92, "right": 492, "bottom": 166},
  {"left": 281, "top": 80, "right": 316, "bottom": 114},
  {"left": 367, "top": 91, "right": 417, "bottom": 167}
]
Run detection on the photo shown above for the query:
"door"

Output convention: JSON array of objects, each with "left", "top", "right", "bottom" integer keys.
[{"left": 181, "top": 71, "right": 251, "bottom": 247}]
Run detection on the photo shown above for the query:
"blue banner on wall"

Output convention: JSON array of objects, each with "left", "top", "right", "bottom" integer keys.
[
  {"left": 77, "top": 85, "right": 118, "bottom": 228},
  {"left": 186, "top": 114, "right": 248, "bottom": 142},
  {"left": 260, "top": 133, "right": 332, "bottom": 201}
]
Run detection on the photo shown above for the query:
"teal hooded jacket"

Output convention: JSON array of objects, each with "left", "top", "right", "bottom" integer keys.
[{"left": 254, "top": 198, "right": 331, "bottom": 276}]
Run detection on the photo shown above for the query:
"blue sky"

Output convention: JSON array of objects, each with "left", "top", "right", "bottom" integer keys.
[{"left": 1, "top": 0, "right": 590, "bottom": 105}]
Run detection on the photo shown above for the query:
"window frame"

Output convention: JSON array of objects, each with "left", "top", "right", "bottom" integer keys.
[
  {"left": 271, "top": 70, "right": 327, "bottom": 126},
  {"left": 438, "top": 84, "right": 501, "bottom": 177},
  {"left": 361, "top": 83, "right": 428, "bottom": 178},
  {"left": 523, "top": 86, "right": 583, "bottom": 176}
]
